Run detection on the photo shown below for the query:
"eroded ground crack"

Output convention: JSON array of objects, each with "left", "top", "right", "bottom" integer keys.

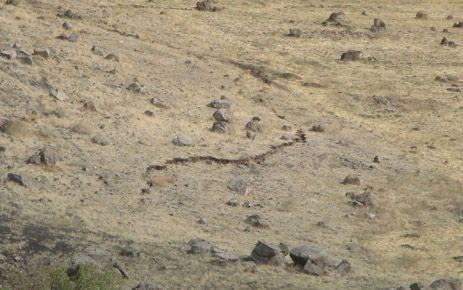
[{"left": 147, "top": 132, "right": 306, "bottom": 172}]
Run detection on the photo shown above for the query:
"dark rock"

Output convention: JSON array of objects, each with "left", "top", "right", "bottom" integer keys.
[
  {"left": 371, "top": 18, "right": 386, "bottom": 32},
  {"left": 416, "top": 11, "right": 428, "bottom": 19},
  {"left": 213, "top": 109, "right": 232, "bottom": 122},
  {"left": 7, "top": 173, "right": 27, "bottom": 187},
  {"left": 287, "top": 28, "right": 302, "bottom": 37},
  {"left": 447, "top": 15, "right": 453, "bottom": 20},
  {"left": 187, "top": 238, "right": 212, "bottom": 254},
  {"left": 212, "top": 121, "right": 229, "bottom": 133},
  {"left": 120, "top": 246, "right": 142, "bottom": 258},
  {"left": 250, "top": 241, "right": 281, "bottom": 264},
  {"left": 429, "top": 278, "right": 461, "bottom": 290},
  {"left": 322, "top": 12, "right": 345, "bottom": 26},
  {"left": 63, "top": 22, "right": 73, "bottom": 30},
  {"left": 245, "top": 214, "right": 269, "bottom": 228},
  {"left": 346, "top": 191, "right": 374, "bottom": 206},
  {"left": 373, "top": 155, "right": 380, "bottom": 163},
  {"left": 341, "top": 50, "right": 362, "bottom": 61},
  {"left": 207, "top": 99, "right": 230, "bottom": 109},
  {"left": 0, "top": 146, "right": 5, "bottom": 153},
  {"left": 127, "top": 82, "right": 142, "bottom": 93},
  {"left": 59, "top": 9, "right": 82, "bottom": 19},
  {"left": 441, "top": 37, "right": 457, "bottom": 48},
  {"left": 226, "top": 198, "right": 240, "bottom": 207},
  {"left": 172, "top": 134, "right": 193, "bottom": 146},
  {"left": 311, "top": 124, "right": 325, "bottom": 132},
  {"left": 32, "top": 48, "right": 50, "bottom": 59},
  {"left": 342, "top": 175, "right": 361, "bottom": 185},
  {"left": 453, "top": 21, "right": 463, "bottom": 28},
  {"left": 410, "top": 282, "right": 426, "bottom": 290},
  {"left": 6, "top": 0, "right": 19, "bottom": 5},
  {"left": 0, "top": 49, "right": 16, "bottom": 60}
]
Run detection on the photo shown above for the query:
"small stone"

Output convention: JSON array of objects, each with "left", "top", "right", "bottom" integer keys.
[
  {"left": 83, "top": 101, "right": 97, "bottom": 112},
  {"left": 247, "top": 131, "right": 257, "bottom": 140},
  {"left": 63, "top": 22, "right": 73, "bottom": 30},
  {"left": 441, "top": 37, "right": 457, "bottom": 48},
  {"left": 409, "top": 282, "right": 426, "bottom": 290},
  {"left": 0, "top": 49, "right": 16, "bottom": 60},
  {"left": 6, "top": 0, "right": 19, "bottom": 5},
  {"left": 304, "top": 260, "right": 325, "bottom": 276},
  {"left": 226, "top": 198, "right": 240, "bottom": 207},
  {"left": 447, "top": 15, "right": 453, "bottom": 20},
  {"left": 322, "top": 12, "right": 345, "bottom": 26},
  {"left": 33, "top": 49, "right": 50, "bottom": 59},
  {"left": 346, "top": 192, "right": 374, "bottom": 206},
  {"left": 373, "top": 155, "right": 380, "bottom": 163},
  {"left": 213, "top": 109, "right": 232, "bottom": 122},
  {"left": 187, "top": 238, "right": 212, "bottom": 254},
  {"left": 282, "top": 125, "right": 292, "bottom": 131},
  {"left": 196, "top": 0, "right": 221, "bottom": 12},
  {"left": 341, "top": 50, "right": 362, "bottom": 61},
  {"left": 310, "top": 124, "right": 325, "bottom": 132},
  {"left": 50, "top": 88, "right": 69, "bottom": 101},
  {"left": 280, "top": 134, "right": 292, "bottom": 141},
  {"left": 361, "top": 11, "right": 367, "bottom": 16},
  {"left": 207, "top": 99, "right": 230, "bottom": 109},
  {"left": 287, "top": 28, "right": 302, "bottom": 37},
  {"left": 342, "top": 175, "right": 361, "bottom": 185},
  {"left": 127, "top": 82, "right": 142, "bottom": 93},
  {"left": 336, "top": 259, "right": 351, "bottom": 275},
  {"left": 250, "top": 241, "right": 280, "bottom": 264},
  {"left": 105, "top": 53, "right": 119, "bottom": 61},
  {"left": 92, "top": 133, "right": 110, "bottom": 146},
  {"left": 245, "top": 214, "right": 269, "bottom": 228},
  {"left": 278, "top": 243, "right": 290, "bottom": 256},
  {"left": 370, "top": 18, "right": 386, "bottom": 32},
  {"left": 211, "top": 247, "right": 239, "bottom": 262},
  {"left": 227, "top": 178, "right": 250, "bottom": 195},
  {"left": 57, "top": 33, "right": 79, "bottom": 42},
  {"left": 172, "top": 134, "right": 193, "bottom": 146},
  {"left": 197, "top": 217, "right": 206, "bottom": 225},
  {"left": 120, "top": 246, "right": 142, "bottom": 258},
  {"left": 91, "top": 45, "right": 104, "bottom": 56},
  {"left": 27, "top": 146, "right": 57, "bottom": 167},
  {"left": 0, "top": 146, "right": 5, "bottom": 153},
  {"left": 245, "top": 117, "right": 263, "bottom": 132},
  {"left": 453, "top": 21, "right": 463, "bottom": 28},
  {"left": 416, "top": 11, "right": 428, "bottom": 19},
  {"left": 212, "top": 121, "right": 229, "bottom": 133},
  {"left": 150, "top": 97, "right": 169, "bottom": 109},
  {"left": 429, "top": 278, "right": 461, "bottom": 290},
  {"left": 289, "top": 245, "right": 329, "bottom": 267},
  {"left": 132, "top": 283, "right": 163, "bottom": 290},
  {"left": 7, "top": 173, "right": 27, "bottom": 187},
  {"left": 365, "top": 212, "right": 376, "bottom": 219}
]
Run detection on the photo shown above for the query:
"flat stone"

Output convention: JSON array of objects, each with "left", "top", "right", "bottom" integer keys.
[{"left": 172, "top": 134, "right": 193, "bottom": 146}]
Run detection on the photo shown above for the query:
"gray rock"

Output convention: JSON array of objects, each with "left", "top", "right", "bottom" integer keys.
[
  {"left": 245, "top": 117, "right": 263, "bottom": 132},
  {"left": 311, "top": 124, "right": 325, "bottom": 132},
  {"left": 63, "top": 21, "right": 73, "bottom": 30},
  {"left": 429, "top": 278, "right": 461, "bottom": 290},
  {"left": 341, "top": 50, "right": 362, "bottom": 61},
  {"left": 322, "top": 12, "right": 345, "bottom": 26},
  {"left": 289, "top": 245, "right": 329, "bottom": 267},
  {"left": 50, "top": 88, "right": 69, "bottom": 101},
  {"left": 59, "top": 9, "right": 82, "bottom": 19},
  {"left": 227, "top": 178, "right": 249, "bottom": 195},
  {"left": 207, "top": 99, "right": 230, "bottom": 109},
  {"left": 250, "top": 240, "right": 280, "bottom": 264},
  {"left": 187, "top": 238, "right": 212, "bottom": 254},
  {"left": 335, "top": 259, "right": 351, "bottom": 275},
  {"left": 245, "top": 214, "right": 269, "bottom": 228},
  {"left": 441, "top": 37, "right": 457, "bottom": 48},
  {"left": 196, "top": 0, "right": 222, "bottom": 12},
  {"left": 52, "top": 107, "right": 65, "bottom": 118},
  {"left": 92, "top": 133, "right": 110, "bottom": 146},
  {"left": 7, "top": 173, "right": 27, "bottom": 187},
  {"left": 127, "top": 82, "right": 142, "bottom": 93},
  {"left": 304, "top": 260, "right": 325, "bottom": 276},
  {"left": 212, "top": 121, "right": 229, "bottom": 133},
  {"left": 172, "top": 134, "right": 193, "bottom": 146},
  {"left": 213, "top": 109, "right": 232, "bottom": 123},
  {"left": 27, "top": 146, "right": 57, "bottom": 167},
  {"left": 416, "top": 11, "right": 428, "bottom": 19},
  {"left": 342, "top": 175, "right": 361, "bottom": 185}
]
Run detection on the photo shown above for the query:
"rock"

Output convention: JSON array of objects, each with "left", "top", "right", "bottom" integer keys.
[
  {"left": 453, "top": 21, "right": 463, "bottom": 28},
  {"left": 429, "top": 278, "right": 461, "bottom": 290},
  {"left": 310, "top": 124, "right": 325, "bottom": 132},
  {"left": 196, "top": 0, "right": 222, "bottom": 12},
  {"left": 287, "top": 28, "right": 302, "bottom": 37},
  {"left": 322, "top": 12, "right": 345, "bottom": 26},
  {"left": 68, "top": 254, "right": 96, "bottom": 275},
  {"left": 7, "top": 173, "right": 27, "bottom": 187},
  {"left": 127, "top": 82, "right": 142, "bottom": 93},
  {"left": 212, "top": 121, "right": 229, "bottom": 133},
  {"left": 373, "top": 155, "right": 380, "bottom": 163},
  {"left": 213, "top": 109, "right": 232, "bottom": 123},
  {"left": 57, "top": 33, "right": 79, "bottom": 42},
  {"left": 16, "top": 52, "right": 33, "bottom": 64},
  {"left": 187, "top": 238, "right": 212, "bottom": 254},
  {"left": 197, "top": 217, "right": 206, "bottom": 225},
  {"left": 0, "top": 146, "right": 5, "bottom": 153},
  {"left": 227, "top": 178, "right": 250, "bottom": 195},
  {"left": 83, "top": 101, "right": 97, "bottom": 112},
  {"left": 410, "top": 282, "right": 426, "bottom": 290},
  {"left": 150, "top": 97, "right": 169, "bottom": 109},
  {"left": 0, "top": 49, "right": 17, "bottom": 60},
  {"left": 447, "top": 15, "right": 453, "bottom": 20},
  {"left": 6, "top": 0, "right": 19, "bottom": 5},
  {"left": 341, "top": 50, "right": 362, "bottom": 61},
  {"left": 120, "top": 246, "right": 142, "bottom": 258},
  {"left": 282, "top": 125, "right": 292, "bottom": 131},
  {"left": 304, "top": 260, "right": 325, "bottom": 276},
  {"left": 92, "top": 133, "right": 110, "bottom": 146},
  {"left": 416, "top": 11, "right": 428, "bottom": 19},
  {"left": 441, "top": 37, "right": 457, "bottom": 48},
  {"left": 245, "top": 117, "right": 263, "bottom": 133},
  {"left": 342, "top": 175, "right": 361, "bottom": 185},
  {"left": 50, "top": 88, "right": 69, "bottom": 101},
  {"left": 289, "top": 245, "right": 329, "bottom": 267},
  {"left": 172, "top": 134, "right": 193, "bottom": 146},
  {"left": 91, "top": 45, "right": 104, "bottom": 56},
  {"left": 346, "top": 192, "right": 374, "bottom": 206},
  {"left": 27, "top": 146, "right": 57, "bottom": 167},
  {"left": 250, "top": 241, "right": 281, "bottom": 264},
  {"left": 105, "top": 53, "right": 119, "bottom": 61},
  {"left": 246, "top": 131, "right": 257, "bottom": 140},
  {"left": 370, "top": 18, "right": 386, "bottom": 32},
  {"left": 226, "top": 198, "right": 240, "bottom": 207},
  {"left": 361, "top": 11, "right": 367, "bottom": 16},
  {"left": 132, "top": 283, "right": 163, "bottom": 290},
  {"left": 33, "top": 49, "right": 50, "bottom": 59},
  {"left": 211, "top": 247, "right": 239, "bottom": 262},
  {"left": 63, "top": 21, "right": 73, "bottom": 30},
  {"left": 207, "top": 99, "right": 230, "bottom": 109},
  {"left": 435, "top": 75, "right": 460, "bottom": 83},
  {"left": 59, "top": 9, "right": 82, "bottom": 19},
  {"left": 245, "top": 214, "right": 269, "bottom": 228},
  {"left": 335, "top": 259, "right": 351, "bottom": 275}
]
